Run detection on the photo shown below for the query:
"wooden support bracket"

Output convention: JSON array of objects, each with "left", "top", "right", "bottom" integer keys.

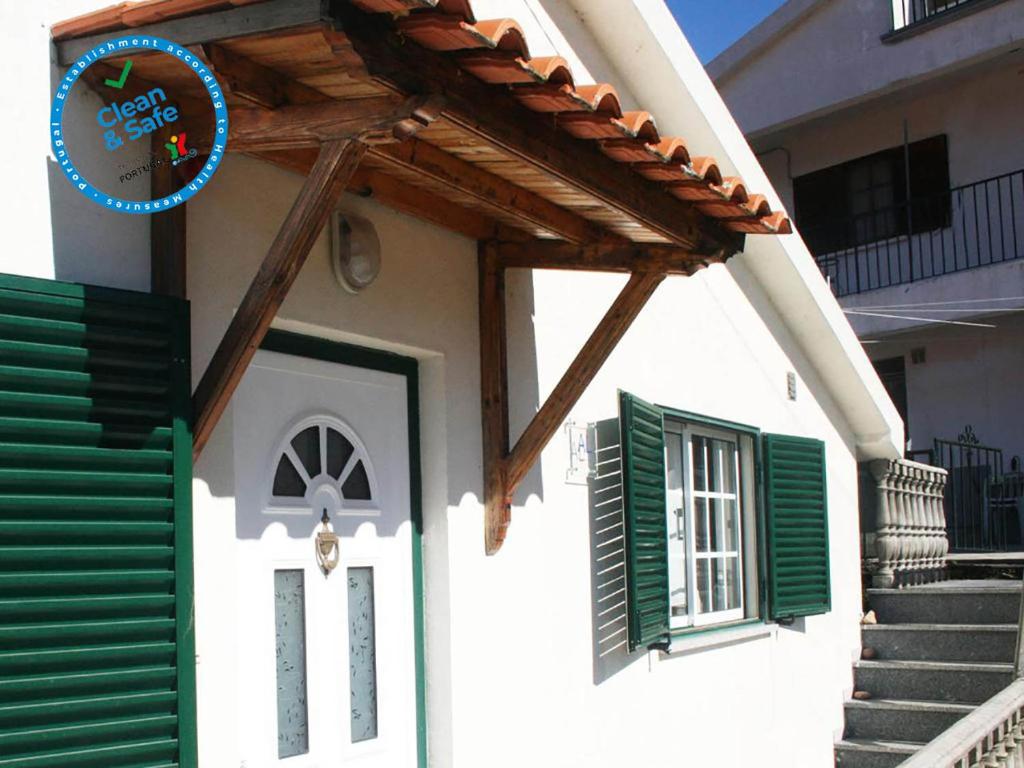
[
  {"left": 191, "top": 95, "right": 442, "bottom": 460},
  {"left": 480, "top": 241, "right": 669, "bottom": 554},
  {"left": 192, "top": 137, "right": 367, "bottom": 460}
]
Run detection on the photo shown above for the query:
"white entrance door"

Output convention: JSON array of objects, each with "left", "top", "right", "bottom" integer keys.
[{"left": 232, "top": 349, "right": 418, "bottom": 768}]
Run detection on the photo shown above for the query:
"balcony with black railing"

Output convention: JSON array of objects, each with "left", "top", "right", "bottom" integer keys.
[
  {"left": 807, "top": 169, "right": 1024, "bottom": 297},
  {"left": 891, "top": 0, "right": 1002, "bottom": 32}
]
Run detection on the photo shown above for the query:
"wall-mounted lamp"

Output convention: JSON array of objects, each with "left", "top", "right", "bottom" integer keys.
[{"left": 330, "top": 211, "right": 381, "bottom": 294}]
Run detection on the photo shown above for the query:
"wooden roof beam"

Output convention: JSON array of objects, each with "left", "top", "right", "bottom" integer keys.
[
  {"left": 56, "top": 0, "right": 329, "bottom": 66},
  {"left": 328, "top": 2, "right": 743, "bottom": 257},
  {"left": 252, "top": 153, "right": 528, "bottom": 243},
  {"left": 372, "top": 139, "right": 619, "bottom": 245},
  {"left": 492, "top": 240, "right": 725, "bottom": 275},
  {"left": 200, "top": 94, "right": 445, "bottom": 153}
]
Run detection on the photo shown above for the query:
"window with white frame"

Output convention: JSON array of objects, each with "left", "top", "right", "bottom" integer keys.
[
  {"left": 663, "top": 419, "right": 759, "bottom": 630},
  {"left": 617, "top": 391, "right": 831, "bottom": 651}
]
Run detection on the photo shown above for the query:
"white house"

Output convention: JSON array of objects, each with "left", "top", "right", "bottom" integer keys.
[
  {"left": 709, "top": 0, "right": 1024, "bottom": 500},
  {"left": 0, "top": 2, "right": 905, "bottom": 768}
]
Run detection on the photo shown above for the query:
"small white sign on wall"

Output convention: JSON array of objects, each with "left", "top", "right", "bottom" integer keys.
[{"left": 565, "top": 420, "right": 594, "bottom": 485}]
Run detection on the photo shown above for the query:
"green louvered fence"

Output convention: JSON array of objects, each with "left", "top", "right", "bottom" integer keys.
[
  {"left": 0, "top": 273, "right": 195, "bottom": 768},
  {"left": 763, "top": 433, "right": 831, "bottom": 619}
]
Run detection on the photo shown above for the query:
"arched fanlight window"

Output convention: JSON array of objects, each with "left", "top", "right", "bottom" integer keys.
[{"left": 268, "top": 417, "right": 377, "bottom": 510}]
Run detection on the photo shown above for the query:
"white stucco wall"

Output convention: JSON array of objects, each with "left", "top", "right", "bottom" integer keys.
[
  {"left": 868, "top": 311, "right": 1024, "bottom": 461},
  {"left": 0, "top": 2, "right": 895, "bottom": 767},
  {"left": 713, "top": 0, "right": 1024, "bottom": 139},
  {"left": 187, "top": 151, "right": 865, "bottom": 768},
  {"left": 0, "top": 1, "right": 151, "bottom": 289}
]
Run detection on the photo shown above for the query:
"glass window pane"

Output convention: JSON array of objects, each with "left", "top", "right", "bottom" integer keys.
[
  {"left": 723, "top": 499, "right": 739, "bottom": 552},
  {"left": 291, "top": 426, "right": 322, "bottom": 479},
  {"left": 275, "top": 570, "right": 309, "bottom": 759},
  {"left": 709, "top": 497, "right": 721, "bottom": 552},
  {"left": 273, "top": 455, "right": 307, "bottom": 498},
  {"left": 691, "top": 437, "right": 707, "bottom": 491},
  {"left": 712, "top": 558, "right": 727, "bottom": 612},
  {"left": 707, "top": 440, "right": 721, "bottom": 492},
  {"left": 326, "top": 428, "right": 355, "bottom": 480},
  {"left": 725, "top": 557, "right": 742, "bottom": 611},
  {"left": 695, "top": 559, "right": 710, "bottom": 615},
  {"left": 341, "top": 460, "right": 372, "bottom": 501},
  {"left": 693, "top": 497, "right": 709, "bottom": 552},
  {"left": 665, "top": 432, "right": 687, "bottom": 618},
  {"left": 348, "top": 567, "right": 379, "bottom": 743},
  {"left": 718, "top": 440, "right": 737, "bottom": 495}
]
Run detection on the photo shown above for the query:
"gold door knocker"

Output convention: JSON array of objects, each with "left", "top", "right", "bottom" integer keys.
[{"left": 315, "top": 509, "right": 340, "bottom": 576}]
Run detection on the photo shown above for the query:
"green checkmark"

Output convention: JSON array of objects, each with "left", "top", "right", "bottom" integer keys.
[{"left": 104, "top": 60, "right": 133, "bottom": 89}]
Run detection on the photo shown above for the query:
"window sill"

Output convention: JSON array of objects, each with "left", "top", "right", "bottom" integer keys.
[{"left": 660, "top": 621, "right": 776, "bottom": 657}]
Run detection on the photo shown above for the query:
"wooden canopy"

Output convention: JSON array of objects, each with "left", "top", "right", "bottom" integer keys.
[{"left": 53, "top": 0, "right": 793, "bottom": 554}]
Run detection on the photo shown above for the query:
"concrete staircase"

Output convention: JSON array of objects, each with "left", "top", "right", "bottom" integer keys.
[{"left": 834, "top": 581, "right": 1021, "bottom": 768}]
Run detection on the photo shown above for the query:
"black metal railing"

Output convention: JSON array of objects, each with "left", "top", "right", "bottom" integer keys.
[
  {"left": 808, "top": 169, "right": 1024, "bottom": 297},
  {"left": 989, "top": 473, "right": 1024, "bottom": 550},
  {"left": 929, "top": 431, "right": 1015, "bottom": 551},
  {"left": 897, "top": 0, "right": 988, "bottom": 28}
]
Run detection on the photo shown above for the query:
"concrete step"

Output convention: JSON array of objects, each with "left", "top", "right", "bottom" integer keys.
[
  {"left": 854, "top": 659, "right": 1013, "bottom": 704},
  {"left": 867, "top": 581, "right": 1021, "bottom": 625},
  {"left": 861, "top": 623, "right": 1017, "bottom": 663},
  {"left": 844, "top": 698, "right": 973, "bottom": 742},
  {"left": 834, "top": 737, "right": 922, "bottom": 768}
]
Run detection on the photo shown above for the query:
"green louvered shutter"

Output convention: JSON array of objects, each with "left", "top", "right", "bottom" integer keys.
[
  {"left": 619, "top": 391, "right": 670, "bottom": 650},
  {"left": 763, "top": 433, "right": 831, "bottom": 619},
  {"left": 0, "top": 274, "right": 196, "bottom": 768}
]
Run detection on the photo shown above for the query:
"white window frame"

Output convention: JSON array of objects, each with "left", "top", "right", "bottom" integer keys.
[{"left": 664, "top": 420, "right": 753, "bottom": 630}]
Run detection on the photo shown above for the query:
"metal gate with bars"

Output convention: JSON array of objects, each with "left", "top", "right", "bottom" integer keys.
[{"left": 915, "top": 428, "right": 1024, "bottom": 552}]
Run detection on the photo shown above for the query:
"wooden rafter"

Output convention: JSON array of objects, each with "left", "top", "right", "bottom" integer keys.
[
  {"left": 493, "top": 240, "right": 724, "bottom": 275},
  {"left": 373, "top": 140, "right": 617, "bottom": 245},
  {"left": 255, "top": 148, "right": 526, "bottom": 242},
  {"left": 56, "top": 0, "right": 329, "bottom": 65},
  {"left": 195, "top": 94, "right": 445, "bottom": 153},
  {"left": 480, "top": 241, "right": 670, "bottom": 554}
]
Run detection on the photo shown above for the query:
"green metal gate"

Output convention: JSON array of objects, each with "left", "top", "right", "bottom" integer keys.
[{"left": 0, "top": 274, "right": 195, "bottom": 768}]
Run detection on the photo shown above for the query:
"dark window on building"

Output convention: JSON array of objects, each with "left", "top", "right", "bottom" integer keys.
[
  {"left": 873, "top": 356, "right": 909, "bottom": 434},
  {"left": 793, "top": 135, "right": 950, "bottom": 255}
]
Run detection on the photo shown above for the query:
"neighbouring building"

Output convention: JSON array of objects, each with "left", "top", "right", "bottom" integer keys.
[
  {"left": 0, "top": 2, "right": 906, "bottom": 768},
  {"left": 710, "top": 0, "right": 1024, "bottom": 534}
]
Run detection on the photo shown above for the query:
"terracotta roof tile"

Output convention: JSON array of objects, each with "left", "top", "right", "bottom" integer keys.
[
  {"left": 397, "top": 15, "right": 528, "bottom": 54},
  {"left": 50, "top": 0, "right": 791, "bottom": 238},
  {"left": 571, "top": 84, "right": 623, "bottom": 116}
]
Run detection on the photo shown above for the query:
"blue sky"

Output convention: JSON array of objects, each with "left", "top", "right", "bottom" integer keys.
[{"left": 667, "top": 0, "right": 788, "bottom": 63}]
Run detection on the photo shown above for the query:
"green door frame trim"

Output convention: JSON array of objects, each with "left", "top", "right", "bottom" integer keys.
[
  {"left": 260, "top": 329, "right": 428, "bottom": 768},
  {"left": 0, "top": 271, "right": 198, "bottom": 768}
]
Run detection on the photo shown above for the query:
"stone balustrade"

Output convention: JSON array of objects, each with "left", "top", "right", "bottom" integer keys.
[
  {"left": 868, "top": 458, "right": 950, "bottom": 588},
  {"left": 899, "top": 678, "right": 1024, "bottom": 768}
]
